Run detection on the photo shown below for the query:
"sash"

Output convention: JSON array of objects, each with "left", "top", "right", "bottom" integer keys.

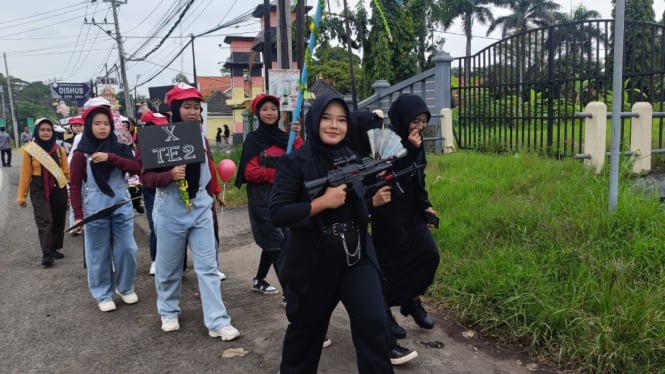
[{"left": 22, "top": 142, "right": 68, "bottom": 188}]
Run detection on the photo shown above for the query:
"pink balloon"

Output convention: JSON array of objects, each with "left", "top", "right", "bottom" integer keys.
[{"left": 217, "top": 159, "right": 237, "bottom": 183}]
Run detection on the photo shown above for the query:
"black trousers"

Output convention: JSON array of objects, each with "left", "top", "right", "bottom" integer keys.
[
  {"left": 1, "top": 148, "right": 10, "bottom": 166},
  {"left": 29, "top": 176, "right": 67, "bottom": 256},
  {"left": 280, "top": 239, "right": 393, "bottom": 374}
]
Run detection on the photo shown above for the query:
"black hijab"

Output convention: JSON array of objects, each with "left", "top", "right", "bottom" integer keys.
[
  {"left": 170, "top": 99, "right": 202, "bottom": 199},
  {"left": 33, "top": 119, "right": 59, "bottom": 162},
  {"left": 77, "top": 107, "right": 134, "bottom": 197},
  {"left": 304, "top": 94, "right": 355, "bottom": 176},
  {"left": 388, "top": 93, "right": 431, "bottom": 162},
  {"left": 235, "top": 96, "right": 288, "bottom": 187}
]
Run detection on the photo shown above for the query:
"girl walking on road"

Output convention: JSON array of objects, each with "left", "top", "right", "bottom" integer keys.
[
  {"left": 270, "top": 94, "right": 393, "bottom": 373},
  {"left": 69, "top": 101, "right": 141, "bottom": 312},
  {"left": 140, "top": 83, "right": 239, "bottom": 340},
  {"left": 236, "top": 93, "right": 303, "bottom": 296},
  {"left": 17, "top": 118, "right": 70, "bottom": 267}
]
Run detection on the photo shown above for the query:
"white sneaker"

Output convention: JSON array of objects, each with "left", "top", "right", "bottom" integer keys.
[
  {"left": 115, "top": 289, "right": 139, "bottom": 304},
  {"left": 208, "top": 325, "right": 240, "bottom": 341},
  {"left": 218, "top": 271, "right": 226, "bottom": 281},
  {"left": 98, "top": 300, "right": 117, "bottom": 312},
  {"left": 322, "top": 338, "right": 332, "bottom": 349},
  {"left": 149, "top": 261, "right": 156, "bottom": 276},
  {"left": 161, "top": 316, "right": 180, "bottom": 332}
]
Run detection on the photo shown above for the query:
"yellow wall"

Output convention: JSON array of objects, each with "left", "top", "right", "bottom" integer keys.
[{"left": 205, "top": 117, "right": 234, "bottom": 143}]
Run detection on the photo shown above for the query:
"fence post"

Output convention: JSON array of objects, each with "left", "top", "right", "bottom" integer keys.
[
  {"left": 433, "top": 51, "right": 452, "bottom": 153},
  {"left": 371, "top": 80, "right": 391, "bottom": 114},
  {"left": 440, "top": 108, "right": 456, "bottom": 154},
  {"left": 630, "top": 102, "right": 653, "bottom": 174},
  {"left": 584, "top": 101, "right": 607, "bottom": 174}
]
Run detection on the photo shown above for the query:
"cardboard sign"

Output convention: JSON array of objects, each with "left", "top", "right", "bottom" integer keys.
[{"left": 137, "top": 121, "right": 206, "bottom": 170}]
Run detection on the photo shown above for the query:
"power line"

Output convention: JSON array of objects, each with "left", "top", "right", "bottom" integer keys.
[{"left": 0, "top": 2, "right": 88, "bottom": 28}]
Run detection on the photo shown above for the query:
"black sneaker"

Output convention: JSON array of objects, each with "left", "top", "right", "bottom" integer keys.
[
  {"left": 135, "top": 205, "right": 145, "bottom": 214},
  {"left": 400, "top": 298, "right": 434, "bottom": 329},
  {"left": 390, "top": 344, "right": 418, "bottom": 365},
  {"left": 250, "top": 278, "right": 279, "bottom": 295},
  {"left": 389, "top": 312, "right": 407, "bottom": 339},
  {"left": 42, "top": 253, "right": 55, "bottom": 267},
  {"left": 53, "top": 250, "right": 65, "bottom": 260}
]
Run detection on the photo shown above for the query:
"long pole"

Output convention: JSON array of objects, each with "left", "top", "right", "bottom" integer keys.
[
  {"left": 342, "top": 0, "right": 358, "bottom": 110},
  {"left": 108, "top": 0, "right": 133, "bottom": 118},
  {"left": 3, "top": 53, "right": 19, "bottom": 143},
  {"left": 191, "top": 34, "right": 198, "bottom": 86},
  {"left": 287, "top": 0, "right": 323, "bottom": 153},
  {"left": 608, "top": 0, "right": 626, "bottom": 212},
  {"left": 263, "top": 0, "right": 272, "bottom": 93}
]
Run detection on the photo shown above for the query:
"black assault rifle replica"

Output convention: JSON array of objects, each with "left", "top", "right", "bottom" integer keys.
[{"left": 304, "top": 149, "right": 422, "bottom": 200}]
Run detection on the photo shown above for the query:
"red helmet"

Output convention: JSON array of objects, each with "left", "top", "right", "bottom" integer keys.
[
  {"left": 140, "top": 111, "right": 169, "bottom": 126},
  {"left": 68, "top": 116, "right": 84, "bottom": 125},
  {"left": 251, "top": 93, "right": 280, "bottom": 116},
  {"left": 82, "top": 105, "right": 112, "bottom": 122},
  {"left": 165, "top": 82, "right": 204, "bottom": 106}
]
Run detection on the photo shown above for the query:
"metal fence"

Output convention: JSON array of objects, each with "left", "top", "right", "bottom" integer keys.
[{"left": 452, "top": 19, "right": 665, "bottom": 157}]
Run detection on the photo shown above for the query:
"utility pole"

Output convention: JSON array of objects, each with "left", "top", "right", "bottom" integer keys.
[
  {"left": 277, "top": 0, "right": 291, "bottom": 69},
  {"left": 296, "top": 0, "right": 304, "bottom": 70},
  {"left": 106, "top": 0, "right": 133, "bottom": 118},
  {"left": 191, "top": 34, "right": 197, "bottom": 86},
  {"left": 3, "top": 53, "right": 19, "bottom": 144},
  {"left": 263, "top": 0, "right": 272, "bottom": 93}
]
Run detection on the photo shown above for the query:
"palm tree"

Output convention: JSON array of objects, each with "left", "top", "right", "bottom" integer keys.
[
  {"left": 434, "top": 0, "right": 499, "bottom": 84},
  {"left": 487, "top": 0, "right": 561, "bottom": 37}
]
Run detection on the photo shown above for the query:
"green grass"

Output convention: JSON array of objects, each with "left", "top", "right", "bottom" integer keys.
[{"left": 426, "top": 151, "right": 665, "bottom": 373}]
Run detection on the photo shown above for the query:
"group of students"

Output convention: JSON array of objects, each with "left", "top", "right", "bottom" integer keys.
[
  {"left": 15, "top": 83, "right": 439, "bottom": 372},
  {"left": 17, "top": 82, "right": 240, "bottom": 341},
  {"left": 235, "top": 92, "right": 440, "bottom": 373}
]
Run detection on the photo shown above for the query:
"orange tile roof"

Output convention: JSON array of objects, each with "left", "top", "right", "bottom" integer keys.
[{"left": 197, "top": 76, "right": 232, "bottom": 96}]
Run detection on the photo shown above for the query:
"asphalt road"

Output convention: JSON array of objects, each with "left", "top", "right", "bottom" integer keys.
[{"left": 0, "top": 149, "right": 550, "bottom": 374}]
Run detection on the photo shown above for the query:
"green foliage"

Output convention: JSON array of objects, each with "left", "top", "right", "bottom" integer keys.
[
  {"left": 310, "top": 46, "right": 360, "bottom": 95},
  {"left": 427, "top": 151, "right": 665, "bottom": 372}
]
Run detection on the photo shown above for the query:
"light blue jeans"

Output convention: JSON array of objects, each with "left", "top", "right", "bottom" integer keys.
[
  {"left": 153, "top": 161, "right": 232, "bottom": 330},
  {"left": 83, "top": 164, "right": 138, "bottom": 302}
]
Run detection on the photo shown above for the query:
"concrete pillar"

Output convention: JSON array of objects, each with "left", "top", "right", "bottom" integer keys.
[
  {"left": 630, "top": 102, "right": 653, "bottom": 174},
  {"left": 440, "top": 108, "right": 456, "bottom": 154},
  {"left": 583, "top": 102, "right": 608, "bottom": 174}
]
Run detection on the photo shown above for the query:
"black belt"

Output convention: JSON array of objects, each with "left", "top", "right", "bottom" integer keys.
[{"left": 321, "top": 221, "right": 357, "bottom": 236}]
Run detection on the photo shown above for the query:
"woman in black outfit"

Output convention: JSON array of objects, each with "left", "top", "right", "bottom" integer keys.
[
  {"left": 270, "top": 94, "right": 393, "bottom": 373},
  {"left": 372, "top": 93, "right": 441, "bottom": 337}
]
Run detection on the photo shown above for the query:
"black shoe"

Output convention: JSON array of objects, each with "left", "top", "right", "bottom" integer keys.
[
  {"left": 135, "top": 205, "right": 145, "bottom": 214},
  {"left": 53, "top": 250, "right": 65, "bottom": 260},
  {"left": 400, "top": 298, "right": 434, "bottom": 329},
  {"left": 389, "top": 312, "right": 407, "bottom": 339},
  {"left": 390, "top": 344, "right": 418, "bottom": 365},
  {"left": 42, "top": 253, "right": 55, "bottom": 267}
]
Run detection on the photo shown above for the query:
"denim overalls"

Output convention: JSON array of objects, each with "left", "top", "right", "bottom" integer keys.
[
  {"left": 83, "top": 159, "right": 138, "bottom": 303},
  {"left": 153, "top": 159, "right": 232, "bottom": 330}
]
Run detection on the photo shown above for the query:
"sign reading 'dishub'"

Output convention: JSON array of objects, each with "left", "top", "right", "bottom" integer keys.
[{"left": 137, "top": 121, "right": 206, "bottom": 170}]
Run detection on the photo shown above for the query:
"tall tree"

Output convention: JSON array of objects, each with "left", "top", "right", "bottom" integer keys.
[
  {"left": 487, "top": 0, "right": 560, "bottom": 37},
  {"left": 436, "top": 0, "right": 496, "bottom": 58},
  {"left": 360, "top": 0, "right": 420, "bottom": 98}
]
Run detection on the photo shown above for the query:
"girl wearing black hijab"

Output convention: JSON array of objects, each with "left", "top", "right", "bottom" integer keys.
[
  {"left": 236, "top": 93, "right": 303, "bottom": 296},
  {"left": 372, "top": 93, "right": 441, "bottom": 336},
  {"left": 271, "top": 94, "right": 393, "bottom": 373},
  {"left": 69, "top": 104, "right": 141, "bottom": 312},
  {"left": 17, "top": 118, "right": 70, "bottom": 266}
]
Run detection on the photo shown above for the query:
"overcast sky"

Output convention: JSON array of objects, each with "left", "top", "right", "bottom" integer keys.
[{"left": 1, "top": 0, "right": 663, "bottom": 97}]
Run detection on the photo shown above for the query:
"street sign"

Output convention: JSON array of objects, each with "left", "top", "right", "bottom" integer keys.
[
  {"left": 96, "top": 77, "right": 118, "bottom": 85},
  {"left": 51, "top": 82, "right": 91, "bottom": 100}
]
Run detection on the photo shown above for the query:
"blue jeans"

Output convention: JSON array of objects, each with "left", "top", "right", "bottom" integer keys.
[{"left": 83, "top": 166, "right": 138, "bottom": 302}]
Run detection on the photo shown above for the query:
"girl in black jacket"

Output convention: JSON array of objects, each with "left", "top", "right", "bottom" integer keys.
[{"left": 270, "top": 94, "right": 393, "bottom": 374}]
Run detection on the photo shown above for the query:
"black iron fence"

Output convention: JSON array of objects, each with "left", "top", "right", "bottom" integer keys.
[{"left": 452, "top": 20, "right": 665, "bottom": 157}]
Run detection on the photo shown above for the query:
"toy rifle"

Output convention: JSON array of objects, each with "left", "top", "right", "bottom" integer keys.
[
  {"left": 304, "top": 149, "right": 407, "bottom": 200},
  {"left": 364, "top": 162, "right": 425, "bottom": 196}
]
